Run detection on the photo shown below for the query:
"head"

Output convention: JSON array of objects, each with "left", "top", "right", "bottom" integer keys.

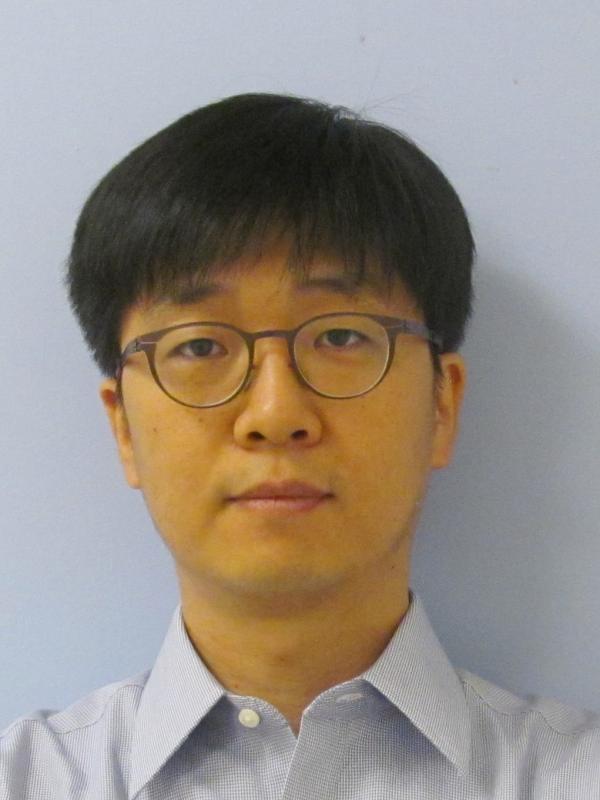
[{"left": 66, "top": 93, "right": 474, "bottom": 613}]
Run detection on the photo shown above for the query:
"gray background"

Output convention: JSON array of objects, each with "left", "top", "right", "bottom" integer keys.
[{"left": 1, "top": 1, "right": 599, "bottom": 730}]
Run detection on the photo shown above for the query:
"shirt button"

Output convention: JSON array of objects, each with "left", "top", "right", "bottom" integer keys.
[{"left": 238, "top": 708, "right": 261, "bottom": 728}]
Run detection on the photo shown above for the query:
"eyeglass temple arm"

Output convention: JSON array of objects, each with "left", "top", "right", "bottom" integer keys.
[
  {"left": 115, "top": 339, "right": 143, "bottom": 380},
  {"left": 393, "top": 320, "right": 443, "bottom": 350}
]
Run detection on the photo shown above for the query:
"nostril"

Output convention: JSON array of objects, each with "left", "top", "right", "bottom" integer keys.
[{"left": 248, "top": 431, "right": 265, "bottom": 441}]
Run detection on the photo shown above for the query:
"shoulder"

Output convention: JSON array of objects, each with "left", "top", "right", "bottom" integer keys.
[
  {"left": 457, "top": 668, "right": 600, "bottom": 789},
  {"left": 458, "top": 668, "right": 600, "bottom": 736},
  {"left": 0, "top": 670, "right": 150, "bottom": 740},
  {"left": 0, "top": 670, "right": 150, "bottom": 797}
]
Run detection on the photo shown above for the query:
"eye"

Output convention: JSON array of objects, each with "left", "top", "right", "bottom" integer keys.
[
  {"left": 317, "top": 328, "right": 368, "bottom": 349},
  {"left": 170, "top": 338, "right": 224, "bottom": 359}
]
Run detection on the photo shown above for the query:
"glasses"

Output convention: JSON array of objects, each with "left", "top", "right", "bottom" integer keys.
[{"left": 116, "top": 312, "right": 442, "bottom": 409}]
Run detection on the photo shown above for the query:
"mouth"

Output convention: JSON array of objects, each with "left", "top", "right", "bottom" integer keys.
[
  {"left": 228, "top": 495, "right": 332, "bottom": 513},
  {"left": 227, "top": 480, "right": 334, "bottom": 513}
]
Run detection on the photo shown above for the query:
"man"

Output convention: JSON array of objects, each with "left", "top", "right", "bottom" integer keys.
[{"left": 1, "top": 93, "right": 598, "bottom": 798}]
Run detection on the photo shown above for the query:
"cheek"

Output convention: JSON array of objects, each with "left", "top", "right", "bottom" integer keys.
[
  {"left": 342, "top": 391, "right": 435, "bottom": 507},
  {"left": 127, "top": 412, "right": 217, "bottom": 518}
]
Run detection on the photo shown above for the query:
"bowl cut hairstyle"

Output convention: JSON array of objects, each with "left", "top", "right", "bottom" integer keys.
[{"left": 66, "top": 92, "right": 475, "bottom": 388}]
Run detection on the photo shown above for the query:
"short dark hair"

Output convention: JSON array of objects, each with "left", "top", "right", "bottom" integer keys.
[{"left": 66, "top": 92, "right": 475, "bottom": 383}]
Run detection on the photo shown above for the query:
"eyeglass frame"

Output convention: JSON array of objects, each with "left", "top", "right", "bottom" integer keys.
[{"left": 115, "top": 311, "right": 443, "bottom": 409}]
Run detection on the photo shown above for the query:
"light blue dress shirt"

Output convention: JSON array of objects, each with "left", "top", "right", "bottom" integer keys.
[{"left": 1, "top": 589, "right": 599, "bottom": 799}]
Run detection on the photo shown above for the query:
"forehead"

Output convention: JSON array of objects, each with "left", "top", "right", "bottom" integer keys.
[
  {"left": 155, "top": 271, "right": 392, "bottom": 306},
  {"left": 150, "top": 247, "right": 412, "bottom": 302},
  {"left": 120, "top": 269, "right": 420, "bottom": 353},
  {"left": 126, "top": 246, "right": 421, "bottom": 338}
]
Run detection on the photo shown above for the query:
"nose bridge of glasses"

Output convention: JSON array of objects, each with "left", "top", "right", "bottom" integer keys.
[
  {"left": 248, "top": 328, "right": 296, "bottom": 370},
  {"left": 238, "top": 327, "right": 305, "bottom": 398}
]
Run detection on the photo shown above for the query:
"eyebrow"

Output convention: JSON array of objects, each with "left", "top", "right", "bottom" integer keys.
[{"left": 161, "top": 276, "right": 384, "bottom": 305}]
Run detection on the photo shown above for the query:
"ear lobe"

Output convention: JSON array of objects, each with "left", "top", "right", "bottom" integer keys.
[
  {"left": 430, "top": 353, "right": 467, "bottom": 470},
  {"left": 99, "top": 379, "right": 141, "bottom": 489}
]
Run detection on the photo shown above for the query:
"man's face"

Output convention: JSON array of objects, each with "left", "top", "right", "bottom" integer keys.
[{"left": 100, "top": 242, "right": 466, "bottom": 608}]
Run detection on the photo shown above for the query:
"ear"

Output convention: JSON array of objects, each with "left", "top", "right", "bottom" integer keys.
[
  {"left": 99, "top": 378, "right": 141, "bottom": 489},
  {"left": 430, "top": 352, "right": 467, "bottom": 470}
]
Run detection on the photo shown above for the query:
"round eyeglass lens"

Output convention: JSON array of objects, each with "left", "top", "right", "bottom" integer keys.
[
  {"left": 154, "top": 323, "right": 250, "bottom": 407},
  {"left": 294, "top": 314, "right": 389, "bottom": 398}
]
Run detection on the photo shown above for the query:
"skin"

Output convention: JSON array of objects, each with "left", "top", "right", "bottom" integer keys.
[{"left": 100, "top": 239, "right": 466, "bottom": 736}]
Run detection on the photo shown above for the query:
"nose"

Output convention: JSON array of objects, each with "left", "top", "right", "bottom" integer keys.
[{"left": 232, "top": 338, "right": 322, "bottom": 447}]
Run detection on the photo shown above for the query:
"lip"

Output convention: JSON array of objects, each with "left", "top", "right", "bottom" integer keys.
[
  {"left": 230, "top": 496, "right": 330, "bottom": 513},
  {"left": 229, "top": 480, "right": 332, "bottom": 501}
]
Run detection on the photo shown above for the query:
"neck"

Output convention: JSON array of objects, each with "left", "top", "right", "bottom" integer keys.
[{"left": 176, "top": 559, "right": 411, "bottom": 734}]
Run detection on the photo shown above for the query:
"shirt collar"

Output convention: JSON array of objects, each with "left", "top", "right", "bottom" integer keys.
[
  {"left": 360, "top": 589, "right": 471, "bottom": 776},
  {"left": 128, "top": 588, "right": 470, "bottom": 798},
  {"left": 128, "top": 606, "right": 226, "bottom": 799}
]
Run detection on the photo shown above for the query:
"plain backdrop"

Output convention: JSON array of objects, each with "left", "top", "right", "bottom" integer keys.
[{"left": 1, "top": 1, "right": 599, "bottom": 730}]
